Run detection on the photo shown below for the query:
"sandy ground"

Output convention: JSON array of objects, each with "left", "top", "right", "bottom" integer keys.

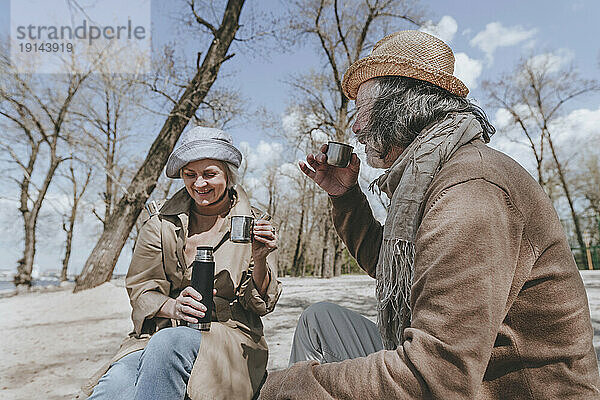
[{"left": 1, "top": 272, "right": 599, "bottom": 400}]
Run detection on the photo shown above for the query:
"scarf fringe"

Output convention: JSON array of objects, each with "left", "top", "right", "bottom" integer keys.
[
  {"left": 368, "top": 177, "right": 381, "bottom": 195},
  {"left": 376, "top": 238, "right": 415, "bottom": 350}
]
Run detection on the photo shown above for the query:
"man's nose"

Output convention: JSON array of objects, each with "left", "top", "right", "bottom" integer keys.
[{"left": 353, "top": 125, "right": 365, "bottom": 144}]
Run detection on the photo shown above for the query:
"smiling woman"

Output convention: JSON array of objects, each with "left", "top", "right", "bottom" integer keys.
[{"left": 84, "top": 126, "right": 282, "bottom": 400}]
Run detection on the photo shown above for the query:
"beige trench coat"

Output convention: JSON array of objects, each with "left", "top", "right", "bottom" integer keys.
[{"left": 83, "top": 186, "right": 282, "bottom": 399}]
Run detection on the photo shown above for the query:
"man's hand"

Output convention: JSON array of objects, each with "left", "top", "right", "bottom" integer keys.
[
  {"left": 299, "top": 143, "right": 360, "bottom": 196},
  {"left": 258, "top": 361, "right": 323, "bottom": 399}
]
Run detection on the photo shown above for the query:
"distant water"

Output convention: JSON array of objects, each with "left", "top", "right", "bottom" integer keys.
[{"left": 0, "top": 278, "right": 67, "bottom": 292}]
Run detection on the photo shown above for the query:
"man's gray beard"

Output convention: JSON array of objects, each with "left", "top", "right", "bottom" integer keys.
[
  {"left": 365, "top": 153, "right": 385, "bottom": 169},
  {"left": 361, "top": 134, "right": 389, "bottom": 169}
]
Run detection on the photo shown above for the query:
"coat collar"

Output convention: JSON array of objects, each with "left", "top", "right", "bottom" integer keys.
[{"left": 160, "top": 187, "right": 194, "bottom": 216}]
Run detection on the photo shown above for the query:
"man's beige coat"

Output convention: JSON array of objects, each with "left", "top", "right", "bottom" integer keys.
[{"left": 83, "top": 186, "right": 282, "bottom": 400}]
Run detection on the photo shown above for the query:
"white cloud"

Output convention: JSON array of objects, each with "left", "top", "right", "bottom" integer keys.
[
  {"left": 453, "top": 52, "right": 483, "bottom": 90},
  {"left": 237, "top": 140, "right": 295, "bottom": 208},
  {"left": 420, "top": 15, "right": 458, "bottom": 44},
  {"left": 512, "top": 49, "right": 575, "bottom": 88},
  {"left": 493, "top": 108, "right": 514, "bottom": 130},
  {"left": 549, "top": 106, "right": 600, "bottom": 148},
  {"left": 256, "top": 141, "right": 284, "bottom": 161},
  {"left": 493, "top": 104, "right": 531, "bottom": 131},
  {"left": 282, "top": 111, "right": 301, "bottom": 135},
  {"left": 522, "top": 39, "right": 537, "bottom": 52},
  {"left": 525, "top": 49, "right": 574, "bottom": 75},
  {"left": 489, "top": 133, "right": 535, "bottom": 173},
  {"left": 470, "top": 22, "right": 537, "bottom": 64},
  {"left": 240, "top": 140, "right": 284, "bottom": 173},
  {"left": 571, "top": 0, "right": 585, "bottom": 11}
]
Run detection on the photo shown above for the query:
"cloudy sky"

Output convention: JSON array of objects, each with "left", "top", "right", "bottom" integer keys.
[
  {"left": 219, "top": 0, "right": 599, "bottom": 143},
  {"left": 209, "top": 0, "right": 599, "bottom": 185},
  {"left": 0, "top": 0, "right": 598, "bottom": 275}
]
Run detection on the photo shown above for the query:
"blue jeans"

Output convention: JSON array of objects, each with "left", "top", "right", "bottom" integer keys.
[{"left": 89, "top": 326, "right": 202, "bottom": 400}]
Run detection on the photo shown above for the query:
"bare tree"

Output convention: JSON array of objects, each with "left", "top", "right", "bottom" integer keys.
[
  {"left": 580, "top": 154, "right": 600, "bottom": 218},
  {"left": 75, "top": 0, "right": 247, "bottom": 291},
  {"left": 279, "top": 0, "right": 424, "bottom": 277},
  {"left": 573, "top": 153, "right": 600, "bottom": 245},
  {"left": 59, "top": 160, "right": 92, "bottom": 282},
  {"left": 484, "top": 53, "right": 599, "bottom": 251},
  {"left": 286, "top": 0, "right": 423, "bottom": 141},
  {"left": 71, "top": 71, "right": 142, "bottom": 228},
  {"left": 0, "top": 53, "right": 92, "bottom": 287},
  {"left": 195, "top": 87, "right": 245, "bottom": 129}
]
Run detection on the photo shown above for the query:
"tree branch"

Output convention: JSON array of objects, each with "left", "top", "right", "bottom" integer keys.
[
  {"left": 334, "top": 0, "right": 351, "bottom": 63},
  {"left": 190, "top": 0, "right": 218, "bottom": 35},
  {"left": 314, "top": 0, "right": 343, "bottom": 94}
]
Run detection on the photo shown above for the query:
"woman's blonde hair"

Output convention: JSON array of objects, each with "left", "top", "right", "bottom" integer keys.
[{"left": 221, "top": 161, "right": 239, "bottom": 190}]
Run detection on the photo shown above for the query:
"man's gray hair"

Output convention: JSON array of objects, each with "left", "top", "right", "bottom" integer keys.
[{"left": 361, "top": 76, "right": 496, "bottom": 159}]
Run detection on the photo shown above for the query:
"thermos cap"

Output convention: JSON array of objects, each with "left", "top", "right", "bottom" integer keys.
[{"left": 195, "top": 246, "right": 214, "bottom": 262}]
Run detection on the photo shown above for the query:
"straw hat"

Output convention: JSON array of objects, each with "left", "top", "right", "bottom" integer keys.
[
  {"left": 342, "top": 30, "right": 468, "bottom": 99},
  {"left": 165, "top": 126, "right": 242, "bottom": 178}
]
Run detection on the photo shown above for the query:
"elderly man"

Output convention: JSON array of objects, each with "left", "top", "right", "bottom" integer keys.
[{"left": 260, "top": 31, "right": 600, "bottom": 399}]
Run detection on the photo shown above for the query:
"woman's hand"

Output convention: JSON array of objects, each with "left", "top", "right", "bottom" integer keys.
[
  {"left": 299, "top": 143, "right": 360, "bottom": 196},
  {"left": 252, "top": 219, "right": 278, "bottom": 262},
  {"left": 251, "top": 219, "right": 277, "bottom": 296},
  {"left": 159, "top": 286, "right": 217, "bottom": 323}
]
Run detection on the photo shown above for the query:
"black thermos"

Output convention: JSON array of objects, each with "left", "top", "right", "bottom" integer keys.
[{"left": 189, "top": 246, "right": 215, "bottom": 331}]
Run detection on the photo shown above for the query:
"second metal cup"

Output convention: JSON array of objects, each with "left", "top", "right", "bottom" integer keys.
[
  {"left": 230, "top": 215, "right": 254, "bottom": 243},
  {"left": 326, "top": 141, "right": 354, "bottom": 168}
]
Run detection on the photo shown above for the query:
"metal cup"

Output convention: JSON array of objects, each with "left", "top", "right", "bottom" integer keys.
[
  {"left": 230, "top": 215, "right": 254, "bottom": 243},
  {"left": 326, "top": 141, "right": 354, "bottom": 168}
]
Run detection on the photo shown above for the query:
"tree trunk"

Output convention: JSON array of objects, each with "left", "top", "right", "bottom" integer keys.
[
  {"left": 333, "top": 234, "right": 343, "bottom": 276},
  {"left": 335, "top": 99, "right": 349, "bottom": 142},
  {"left": 15, "top": 216, "right": 36, "bottom": 287},
  {"left": 267, "top": 179, "right": 274, "bottom": 216},
  {"left": 62, "top": 165, "right": 90, "bottom": 282},
  {"left": 320, "top": 216, "right": 332, "bottom": 278},
  {"left": 61, "top": 215, "right": 75, "bottom": 282},
  {"left": 15, "top": 157, "right": 62, "bottom": 287},
  {"left": 546, "top": 133, "right": 586, "bottom": 250},
  {"left": 74, "top": 0, "right": 246, "bottom": 291},
  {"left": 328, "top": 205, "right": 344, "bottom": 276},
  {"left": 104, "top": 139, "right": 114, "bottom": 226},
  {"left": 291, "top": 208, "right": 305, "bottom": 277},
  {"left": 76, "top": 206, "right": 142, "bottom": 289},
  {"left": 301, "top": 248, "right": 306, "bottom": 277}
]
